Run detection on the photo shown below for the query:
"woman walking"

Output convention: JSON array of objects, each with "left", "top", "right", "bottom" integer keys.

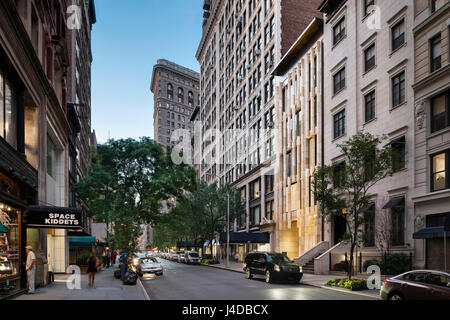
[{"left": 86, "top": 252, "right": 98, "bottom": 287}]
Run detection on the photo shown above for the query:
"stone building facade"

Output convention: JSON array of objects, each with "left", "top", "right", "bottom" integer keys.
[
  {"left": 319, "top": 0, "right": 416, "bottom": 269},
  {"left": 272, "top": 18, "right": 324, "bottom": 260},
  {"left": 151, "top": 59, "right": 200, "bottom": 148},
  {"left": 195, "top": 0, "right": 322, "bottom": 260},
  {"left": 411, "top": 0, "right": 449, "bottom": 271}
]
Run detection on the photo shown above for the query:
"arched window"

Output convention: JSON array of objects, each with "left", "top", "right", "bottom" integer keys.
[
  {"left": 167, "top": 83, "right": 173, "bottom": 100},
  {"left": 188, "top": 91, "right": 194, "bottom": 107},
  {"left": 178, "top": 87, "right": 184, "bottom": 103}
]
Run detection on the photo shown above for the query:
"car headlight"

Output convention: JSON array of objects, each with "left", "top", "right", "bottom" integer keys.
[{"left": 274, "top": 265, "right": 280, "bottom": 272}]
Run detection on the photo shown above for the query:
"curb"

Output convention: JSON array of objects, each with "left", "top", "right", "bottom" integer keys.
[
  {"left": 319, "top": 285, "right": 380, "bottom": 299},
  {"left": 201, "top": 263, "right": 245, "bottom": 274},
  {"left": 137, "top": 278, "right": 151, "bottom": 300}
]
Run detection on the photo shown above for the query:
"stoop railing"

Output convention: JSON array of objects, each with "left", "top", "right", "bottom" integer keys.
[{"left": 293, "top": 241, "right": 330, "bottom": 267}]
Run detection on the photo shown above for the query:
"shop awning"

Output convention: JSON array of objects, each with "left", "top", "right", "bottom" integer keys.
[
  {"left": 358, "top": 203, "right": 374, "bottom": 214},
  {"left": 219, "top": 232, "right": 270, "bottom": 244},
  {"left": 203, "top": 240, "right": 210, "bottom": 247},
  {"left": 69, "top": 236, "right": 96, "bottom": 246},
  {"left": 445, "top": 214, "right": 450, "bottom": 232},
  {"left": 177, "top": 241, "right": 203, "bottom": 248},
  {"left": 0, "top": 222, "right": 7, "bottom": 233},
  {"left": 413, "top": 227, "right": 448, "bottom": 239},
  {"left": 383, "top": 197, "right": 405, "bottom": 209},
  {"left": 26, "top": 206, "right": 85, "bottom": 230}
]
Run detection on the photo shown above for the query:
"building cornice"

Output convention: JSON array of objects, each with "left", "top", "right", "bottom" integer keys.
[
  {"left": 150, "top": 60, "right": 200, "bottom": 94},
  {"left": 196, "top": 0, "right": 223, "bottom": 61},
  {"left": 413, "top": 2, "right": 449, "bottom": 35}
]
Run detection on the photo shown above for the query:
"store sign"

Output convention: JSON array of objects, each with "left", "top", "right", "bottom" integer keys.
[{"left": 25, "top": 206, "right": 84, "bottom": 230}]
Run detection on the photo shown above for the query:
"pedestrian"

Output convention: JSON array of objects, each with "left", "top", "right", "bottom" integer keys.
[
  {"left": 25, "top": 246, "right": 36, "bottom": 294},
  {"left": 115, "top": 250, "right": 120, "bottom": 265},
  {"left": 86, "top": 252, "right": 98, "bottom": 287},
  {"left": 106, "top": 249, "right": 111, "bottom": 268},
  {"left": 111, "top": 250, "right": 116, "bottom": 267}
]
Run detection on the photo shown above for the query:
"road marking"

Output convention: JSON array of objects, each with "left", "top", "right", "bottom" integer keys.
[{"left": 137, "top": 278, "right": 151, "bottom": 300}]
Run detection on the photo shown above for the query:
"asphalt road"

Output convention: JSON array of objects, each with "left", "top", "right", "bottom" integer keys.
[{"left": 141, "top": 259, "right": 374, "bottom": 300}]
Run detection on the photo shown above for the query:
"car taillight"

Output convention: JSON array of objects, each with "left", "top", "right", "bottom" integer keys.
[{"left": 382, "top": 280, "right": 388, "bottom": 285}]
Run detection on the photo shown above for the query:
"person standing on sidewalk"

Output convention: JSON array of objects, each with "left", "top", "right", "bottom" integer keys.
[
  {"left": 111, "top": 250, "right": 116, "bottom": 267},
  {"left": 25, "top": 246, "right": 36, "bottom": 294},
  {"left": 86, "top": 252, "right": 98, "bottom": 287},
  {"left": 106, "top": 249, "right": 111, "bottom": 268}
]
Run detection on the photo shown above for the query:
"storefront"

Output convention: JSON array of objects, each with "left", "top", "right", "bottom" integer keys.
[{"left": 219, "top": 232, "right": 270, "bottom": 262}]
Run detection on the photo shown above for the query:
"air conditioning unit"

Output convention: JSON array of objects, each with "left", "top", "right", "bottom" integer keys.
[
  {"left": 247, "top": 63, "right": 252, "bottom": 70},
  {"left": 237, "top": 75, "right": 243, "bottom": 82},
  {"left": 268, "top": 59, "right": 274, "bottom": 68},
  {"left": 255, "top": 49, "right": 261, "bottom": 56},
  {"left": 268, "top": 121, "right": 275, "bottom": 128}
]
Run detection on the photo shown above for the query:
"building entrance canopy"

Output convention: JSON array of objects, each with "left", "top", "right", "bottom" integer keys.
[{"left": 219, "top": 232, "right": 270, "bottom": 244}]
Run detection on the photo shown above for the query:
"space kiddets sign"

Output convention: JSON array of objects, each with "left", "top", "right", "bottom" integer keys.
[{"left": 25, "top": 206, "right": 84, "bottom": 230}]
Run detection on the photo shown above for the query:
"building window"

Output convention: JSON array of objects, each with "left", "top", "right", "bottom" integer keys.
[
  {"left": 431, "top": 150, "right": 449, "bottom": 192},
  {"left": 364, "top": 90, "right": 376, "bottom": 122},
  {"left": 250, "top": 205, "right": 261, "bottom": 226},
  {"left": 333, "top": 17, "right": 346, "bottom": 45},
  {"left": 333, "top": 67, "right": 345, "bottom": 94},
  {"left": 333, "top": 109, "right": 345, "bottom": 139},
  {"left": 391, "top": 205, "right": 405, "bottom": 246},
  {"left": 188, "top": 91, "right": 194, "bottom": 107},
  {"left": 178, "top": 87, "right": 184, "bottom": 103},
  {"left": 286, "top": 152, "right": 292, "bottom": 178},
  {"left": 363, "top": 0, "right": 375, "bottom": 16},
  {"left": 391, "top": 19, "right": 405, "bottom": 51},
  {"left": 333, "top": 161, "right": 346, "bottom": 188},
  {"left": 431, "top": 91, "right": 449, "bottom": 133},
  {"left": 265, "top": 175, "right": 274, "bottom": 194},
  {"left": 430, "top": 34, "right": 441, "bottom": 73},
  {"left": 392, "top": 71, "right": 405, "bottom": 108},
  {"left": 391, "top": 136, "right": 406, "bottom": 172},
  {"left": 250, "top": 178, "right": 260, "bottom": 200},
  {"left": 265, "top": 200, "right": 274, "bottom": 220},
  {"left": 167, "top": 83, "right": 173, "bottom": 100},
  {"left": 364, "top": 43, "right": 376, "bottom": 72},
  {"left": 0, "top": 71, "right": 18, "bottom": 149},
  {"left": 431, "top": 0, "right": 446, "bottom": 13},
  {"left": 364, "top": 205, "right": 375, "bottom": 247}
]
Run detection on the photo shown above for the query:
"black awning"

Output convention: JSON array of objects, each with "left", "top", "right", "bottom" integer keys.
[
  {"left": 445, "top": 214, "right": 450, "bottom": 232},
  {"left": 413, "top": 227, "right": 446, "bottom": 239},
  {"left": 176, "top": 241, "right": 203, "bottom": 248},
  {"left": 26, "top": 206, "right": 85, "bottom": 230},
  {"left": 383, "top": 197, "right": 405, "bottom": 209},
  {"left": 219, "top": 232, "right": 270, "bottom": 244},
  {"left": 359, "top": 203, "right": 374, "bottom": 214}
]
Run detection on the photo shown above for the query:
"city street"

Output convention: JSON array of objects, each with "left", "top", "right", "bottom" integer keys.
[{"left": 141, "top": 260, "right": 375, "bottom": 300}]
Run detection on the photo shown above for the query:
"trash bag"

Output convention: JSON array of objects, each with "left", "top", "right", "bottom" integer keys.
[
  {"left": 114, "top": 269, "right": 121, "bottom": 279},
  {"left": 122, "top": 271, "right": 138, "bottom": 285}
]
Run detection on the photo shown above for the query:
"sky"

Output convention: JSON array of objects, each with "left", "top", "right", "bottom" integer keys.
[{"left": 91, "top": 0, "right": 203, "bottom": 143}]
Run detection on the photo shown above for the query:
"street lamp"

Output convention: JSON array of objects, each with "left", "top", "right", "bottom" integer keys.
[{"left": 206, "top": 173, "right": 230, "bottom": 269}]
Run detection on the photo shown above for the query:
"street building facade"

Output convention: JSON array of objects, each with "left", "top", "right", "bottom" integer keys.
[
  {"left": 316, "top": 0, "right": 418, "bottom": 273},
  {"left": 411, "top": 0, "right": 449, "bottom": 272},
  {"left": 272, "top": 18, "right": 324, "bottom": 261},
  {"left": 195, "top": 0, "right": 323, "bottom": 261},
  {"left": 151, "top": 59, "right": 200, "bottom": 149},
  {"left": 0, "top": 0, "right": 96, "bottom": 298}
]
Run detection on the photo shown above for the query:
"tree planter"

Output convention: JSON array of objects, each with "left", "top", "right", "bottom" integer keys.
[{"left": 325, "top": 278, "right": 367, "bottom": 291}]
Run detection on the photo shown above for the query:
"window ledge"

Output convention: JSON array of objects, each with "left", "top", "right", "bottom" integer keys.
[
  {"left": 389, "top": 42, "right": 407, "bottom": 58},
  {"left": 363, "top": 117, "right": 377, "bottom": 126},
  {"left": 390, "top": 101, "right": 407, "bottom": 112},
  {"left": 332, "top": 87, "right": 347, "bottom": 99},
  {"left": 332, "top": 133, "right": 347, "bottom": 143},
  {"left": 428, "top": 126, "right": 450, "bottom": 139},
  {"left": 332, "top": 34, "right": 347, "bottom": 51},
  {"left": 363, "top": 64, "right": 377, "bottom": 76}
]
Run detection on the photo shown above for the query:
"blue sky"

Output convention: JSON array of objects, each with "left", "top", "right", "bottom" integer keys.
[{"left": 91, "top": 0, "right": 203, "bottom": 143}]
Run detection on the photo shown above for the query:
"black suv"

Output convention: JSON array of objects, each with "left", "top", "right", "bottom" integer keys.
[{"left": 243, "top": 252, "right": 303, "bottom": 284}]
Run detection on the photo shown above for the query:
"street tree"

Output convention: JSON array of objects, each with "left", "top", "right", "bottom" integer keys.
[{"left": 312, "top": 131, "right": 400, "bottom": 279}]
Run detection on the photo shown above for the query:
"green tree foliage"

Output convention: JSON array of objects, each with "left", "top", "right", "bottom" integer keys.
[
  {"left": 312, "top": 132, "right": 401, "bottom": 279},
  {"left": 152, "top": 182, "right": 245, "bottom": 252},
  {"left": 72, "top": 137, "right": 196, "bottom": 253}
]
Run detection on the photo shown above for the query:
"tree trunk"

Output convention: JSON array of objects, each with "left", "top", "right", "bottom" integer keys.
[{"left": 348, "top": 243, "right": 355, "bottom": 280}]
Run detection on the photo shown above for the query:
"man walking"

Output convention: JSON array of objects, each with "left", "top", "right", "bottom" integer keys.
[
  {"left": 25, "top": 246, "right": 36, "bottom": 294},
  {"left": 106, "top": 249, "right": 111, "bottom": 268}
]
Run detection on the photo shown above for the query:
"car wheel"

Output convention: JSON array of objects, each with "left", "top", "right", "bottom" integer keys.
[
  {"left": 265, "top": 270, "right": 272, "bottom": 283},
  {"left": 388, "top": 292, "right": 403, "bottom": 301},
  {"left": 246, "top": 269, "right": 253, "bottom": 279}
]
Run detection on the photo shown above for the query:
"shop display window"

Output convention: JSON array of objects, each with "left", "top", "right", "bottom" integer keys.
[{"left": 0, "top": 202, "right": 21, "bottom": 296}]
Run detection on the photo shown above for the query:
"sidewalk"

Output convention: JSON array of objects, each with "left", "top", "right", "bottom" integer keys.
[
  {"left": 203, "top": 261, "right": 380, "bottom": 299},
  {"left": 14, "top": 264, "right": 149, "bottom": 300}
]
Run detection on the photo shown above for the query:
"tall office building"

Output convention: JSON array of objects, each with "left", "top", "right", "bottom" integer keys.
[
  {"left": 195, "top": 0, "right": 322, "bottom": 258},
  {"left": 151, "top": 59, "right": 200, "bottom": 148}
]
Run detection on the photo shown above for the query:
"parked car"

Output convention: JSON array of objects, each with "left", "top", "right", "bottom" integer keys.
[
  {"left": 380, "top": 270, "right": 450, "bottom": 300},
  {"left": 184, "top": 251, "right": 201, "bottom": 264},
  {"left": 169, "top": 250, "right": 179, "bottom": 261},
  {"left": 138, "top": 257, "right": 163, "bottom": 277},
  {"left": 243, "top": 252, "right": 303, "bottom": 284},
  {"left": 177, "top": 251, "right": 185, "bottom": 263}
]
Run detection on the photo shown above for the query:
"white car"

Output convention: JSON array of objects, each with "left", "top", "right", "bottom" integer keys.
[
  {"left": 177, "top": 251, "right": 185, "bottom": 263},
  {"left": 184, "top": 251, "right": 201, "bottom": 264},
  {"left": 169, "top": 251, "right": 178, "bottom": 261},
  {"left": 138, "top": 257, "right": 163, "bottom": 276}
]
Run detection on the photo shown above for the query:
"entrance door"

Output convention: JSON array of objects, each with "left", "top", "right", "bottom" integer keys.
[{"left": 333, "top": 215, "right": 347, "bottom": 245}]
